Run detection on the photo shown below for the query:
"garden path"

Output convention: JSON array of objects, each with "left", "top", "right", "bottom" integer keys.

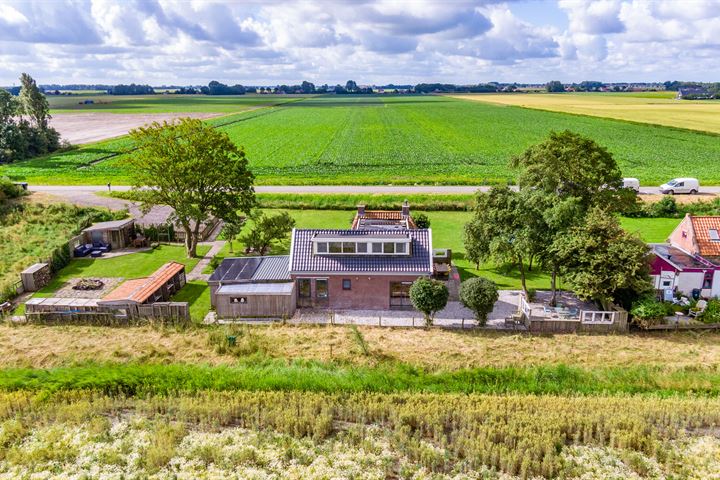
[{"left": 187, "top": 241, "right": 226, "bottom": 282}]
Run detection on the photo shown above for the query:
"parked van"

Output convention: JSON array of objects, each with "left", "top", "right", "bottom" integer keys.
[
  {"left": 622, "top": 178, "right": 640, "bottom": 192},
  {"left": 659, "top": 178, "right": 699, "bottom": 195}
]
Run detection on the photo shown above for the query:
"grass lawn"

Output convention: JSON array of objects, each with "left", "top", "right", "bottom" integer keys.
[
  {"left": 620, "top": 216, "right": 680, "bottom": 242},
  {"left": 34, "top": 244, "right": 209, "bottom": 297}
]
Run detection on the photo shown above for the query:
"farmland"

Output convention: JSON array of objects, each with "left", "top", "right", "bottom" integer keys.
[
  {"left": 3, "top": 95, "right": 720, "bottom": 185},
  {"left": 451, "top": 92, "right": 720, "bottom": 134}
]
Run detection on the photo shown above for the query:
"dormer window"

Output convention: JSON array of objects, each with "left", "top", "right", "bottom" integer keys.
[
  {"left": 710, "top": 229, "right": 720, "bottom": 242},
  {"left": 313, "top": 234, "right": 411, "bottom": 255}
]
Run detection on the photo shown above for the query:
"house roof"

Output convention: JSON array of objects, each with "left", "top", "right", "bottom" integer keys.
[
  {"left": 351, "top": 211, "right": 417, "bottom": 230},
  {"left": 208, "top": 256, "right": 291, "bottom": 283},
  {"left": 82, "top": 218, "right": 134, "bottom": 232},
  {"left": 289, "top": 229, "right": 433, "bottom": 274},
  {"left": 216, "top": 282, "right": 295, "bottom": 295},
  {"left": 101, "top": 261, "right": 185, "bottom": 303},
  {"left": 689, "top": 216, "right": 720, "bottom": 258},
  {"left": 651, "top": 244, "right": 713, "bottom": 270}
]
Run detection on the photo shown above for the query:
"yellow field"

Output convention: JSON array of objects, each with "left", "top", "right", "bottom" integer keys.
[{"left": 450, "top": 92, "right": 720, "bottom": 134}]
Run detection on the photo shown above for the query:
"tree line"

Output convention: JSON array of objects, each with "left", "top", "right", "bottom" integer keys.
[{"left": 0, "top": 74, "right": 61, "bottom": 163}]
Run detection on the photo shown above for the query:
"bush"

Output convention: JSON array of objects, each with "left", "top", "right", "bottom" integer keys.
[
  {"left": 647, "top": 196, "right": 678, "bottom": 217},
  {"left": 459, "top": 277, "right": 498, "bottom": 326},
  {"left": 409, "top": 278, "right": 449, "bottom": 327},
  {"left": 630, "top": 298, "right": 672, "bottom": 328},
  {"left": 700, "top": 299, "right": 720, "bottom": 324},
  {"left": 414, "top": 213, "right": 430, "bottom": 229}
]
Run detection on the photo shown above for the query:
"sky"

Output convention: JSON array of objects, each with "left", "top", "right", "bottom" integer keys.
[{"left": 0, "top": 0, "right": 718, "bottom": 86}]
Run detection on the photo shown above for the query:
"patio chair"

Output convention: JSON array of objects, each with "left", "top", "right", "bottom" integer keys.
[{"left": 689, "top": 300, "right": 708, "bottom": 318}]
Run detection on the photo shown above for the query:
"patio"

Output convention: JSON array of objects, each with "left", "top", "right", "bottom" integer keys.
[{"left": 522, "top": 291, "right": 596, "bottom": 319}]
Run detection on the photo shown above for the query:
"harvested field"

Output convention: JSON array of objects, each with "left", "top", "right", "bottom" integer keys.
[
  {"left": 1, "top": 324, "right": 719, "bottom": 370},
  {"left": 50, "top": 112, "right": 221, "bottom": 144},
  {"left": 451, "top": 92, "right": 720, "bottom": 134}
]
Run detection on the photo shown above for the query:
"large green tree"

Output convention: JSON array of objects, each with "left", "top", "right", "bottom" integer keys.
[
  {"left": 128, "top": 118, "right": 256, "bottom": 257},
  {"left": 551, "top": 208, "right": 652, "bottom": 310},
  {"left": 240, "top": 211, "right": 296, "bottom": 256},
  {"left": 19, "top": 73, "right": 50, "bottom": 130}
]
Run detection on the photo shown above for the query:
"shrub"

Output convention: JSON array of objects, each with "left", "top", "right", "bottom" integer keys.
[
  {"left": 413, "top": 213, "right": 430, "bottom": 229},
  {"left": 700, "top": 299, "right": 720, "bottom": 324},
  {"left": 409, "top": 278, "right": 449, "bottom": 327},
  {"left": 646, "top": 196, "right": 678, "bottom": 217},
  {"left": 459, "top": 277, "right": 498, "bottom": 326},
  {"left": 630, "top": 298, "right": 671, "bottom": 328}
]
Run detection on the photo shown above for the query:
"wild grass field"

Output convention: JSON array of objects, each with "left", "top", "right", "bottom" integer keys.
[
  {"left": 452, "top": 92, "right": 720, "bottom": 134},
  {"left": 3, "top": 95, "right": 720, "bottom": 185}
]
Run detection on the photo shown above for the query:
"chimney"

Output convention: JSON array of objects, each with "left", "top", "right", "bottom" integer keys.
[
  {"left": 357, "top": 204, "right": 366, "bottom": 216},
  {"left": 402, "top": 200, "right": 410, "bottom": 217}
]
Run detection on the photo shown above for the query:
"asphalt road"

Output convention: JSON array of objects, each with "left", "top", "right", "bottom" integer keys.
[{"left": 29, "top": 184, "right": 720, "bottom": 196}]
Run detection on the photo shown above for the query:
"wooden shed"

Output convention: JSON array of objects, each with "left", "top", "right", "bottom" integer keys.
[
  {"left": 81, "top": 218, "right": 135, "bottom": 250},
  {"left": 20, "top": 263, "right": 51, "bottom": 292},
  {"left": 214, "top": 282, "right": 296, "bottom": 319},
  {"left": 98, "top": 262, "right": 186, "bottom": 307}
]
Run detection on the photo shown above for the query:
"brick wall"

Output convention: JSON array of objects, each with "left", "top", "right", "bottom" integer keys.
[{"left": 291, "top": 274, "right": 422, "bottom": 310}]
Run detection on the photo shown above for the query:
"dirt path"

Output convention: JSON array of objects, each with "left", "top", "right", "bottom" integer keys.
[
  {"left": 187, "top": 241, "right": 226, "bottom": 282},
  {"left": 50, "top": 112, "right": 221, "bottom": 144}
]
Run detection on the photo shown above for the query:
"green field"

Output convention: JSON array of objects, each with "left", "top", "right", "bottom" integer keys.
[
  {"left": 4, "top": 94, "right": 720, "bottom": 185},
  {"left": 48, "top": 94, "right": 305, "bottom": 113}
]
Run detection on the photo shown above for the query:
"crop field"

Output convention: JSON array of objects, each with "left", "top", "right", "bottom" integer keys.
[
  {"left": 47, "top": 94, "right": 303, "bottom": 114},
  {"left": 3, "top": 94, "right": 720, "bottom": 185},
  {"left": 451, "top": 92, "right": 720, "bottom": 134}
]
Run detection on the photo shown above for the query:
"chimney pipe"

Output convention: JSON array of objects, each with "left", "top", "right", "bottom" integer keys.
[{"left": 402, "top": 200, "right": 410, "bottom": 217}]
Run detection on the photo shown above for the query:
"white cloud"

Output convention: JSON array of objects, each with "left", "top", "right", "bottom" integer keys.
[{"left": 0, "top": 0, "right": 719, "bottom": 85}]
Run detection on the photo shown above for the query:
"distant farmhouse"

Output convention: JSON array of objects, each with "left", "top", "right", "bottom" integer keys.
[
  {"left": 209, "top": 202, "right": 444, "bottom": 319},
  {"left": 676, "top": 86, "right": 714, "bottom": 100}
]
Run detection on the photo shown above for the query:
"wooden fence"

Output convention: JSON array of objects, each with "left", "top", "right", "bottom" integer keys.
[{"left": 25, "top": 301, "right": 189, "bottom": 326}]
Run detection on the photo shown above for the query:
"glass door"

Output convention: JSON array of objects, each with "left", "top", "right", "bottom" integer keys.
[
  {"left": 315, "top": 279, "right": 329, "bottom": 307},
  {"left": 297, "top": 278, "right": 312, "bottom": 307},
  {"left": 390, "top": 282, "right": 413, "bottom": 309}
]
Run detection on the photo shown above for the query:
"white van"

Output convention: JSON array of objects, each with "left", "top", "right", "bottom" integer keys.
[
  {"left": 622, "top": 178, "right": 640, "bottom": 192},
  {"left": 659, "top": 178, "right": 699, "bottom": 195}
]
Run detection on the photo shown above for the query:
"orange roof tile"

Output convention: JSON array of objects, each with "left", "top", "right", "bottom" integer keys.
[
  {"left": 689, "top": 216, "right": 720, "bottom": 257},
  {"left": 102, "top": 262, "right": 185, "bottom": 303}
]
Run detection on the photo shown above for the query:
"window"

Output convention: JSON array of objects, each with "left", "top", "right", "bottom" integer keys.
[
  {"left": 231, "top": 297, "right": 248, "bottom": 304},
  {"left": 316, "top": 242, "right": 328, "bottom": 253},
  {"left": 342, "top": 242, "right": 356, "bottom": 253},
  {"left": 316, "top": 279, "right": 328, "bottom": 298},
  {"left": 395, "top": 242, "right": 407, "bottom": 254},
  {"left": 372, "top": 242, "right": 383, "bottom": 253},
  {"left": 342, "top": 279, "right": 351, "bottom": 290},
  {"left": 710, "top": 229, "right": 720, "bottom": 242},
  {"left": 298, "top": 279, "right": 311, "bottom": 298},
  {"left": 383, "top": 242, "right": 394, "bottom": 254},
  {"left": 329, "top": 242, "right": 342, "bottom": 253},
  {"left": 703, "top": 272, "right": 713, "bottom": 289},
  {"left": 357, "top": 242, "right": 368, "bottom": 253},
  {"left": 662, "top": 280, "right": 672, "bottom": 288},
  {"left": 677, "top": 182, "right": 684, "bottom": 187}
]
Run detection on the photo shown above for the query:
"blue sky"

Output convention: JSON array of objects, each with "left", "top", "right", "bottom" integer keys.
[{"left": 0, "top": 0, "right": 718, "bottom": 86}]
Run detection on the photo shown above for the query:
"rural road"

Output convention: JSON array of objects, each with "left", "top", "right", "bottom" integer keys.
[{"left": 29, "top": 184, "right": 720, "bottom": 197}]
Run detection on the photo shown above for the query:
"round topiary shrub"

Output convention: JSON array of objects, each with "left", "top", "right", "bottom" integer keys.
[{"left": 459, "top": 277, "right": 499, "bottom": 326}]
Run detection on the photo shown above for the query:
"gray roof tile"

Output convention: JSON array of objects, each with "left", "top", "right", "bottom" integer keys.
[{"left": 289, "top": 229, "right": 433, "bottom": 274}]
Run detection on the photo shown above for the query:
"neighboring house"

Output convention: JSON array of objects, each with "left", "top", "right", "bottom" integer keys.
[
  {"left": 650, "top": 214, "right": 720, "bottom": 298},
  {"left": 677, "top": 87, "right": 713, "bottom": 99},
  {"left": 209, "top": 203, "right": 437, "bottom": 318}
]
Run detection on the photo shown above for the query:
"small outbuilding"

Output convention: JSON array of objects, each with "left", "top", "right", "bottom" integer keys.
[
  {"left": 99, "top": 261, "right": 186, "bottom": 307},
  {"left": 214, "top": 282, "right": 296, "bottom": 318},
  {"left": 80, "top": 218, "right": 135, "bottom": 250}
]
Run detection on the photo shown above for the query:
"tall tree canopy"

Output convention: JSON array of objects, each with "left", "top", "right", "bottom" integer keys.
[
  {"left": 552, "top": 208, "right": 652, "bottom": 309},
  {"left": 19, "top": 73, "right": 50, "bottom": 130},
  {"left": 128, "top": 118, "right": 256, "bottom": 257}
]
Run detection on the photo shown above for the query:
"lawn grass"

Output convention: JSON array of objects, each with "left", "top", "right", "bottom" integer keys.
[
  {"left": 34, "top": 244, "right": 210, "bottom": 297},
  {"left": 4, "top": 95, "right": 720, "bottom": 185},
  {"left": 452, "top": 92, "right": 720, "bottom": 134},
  {"left": 620, "top": 216, "right": 680, "bottom": 242}
]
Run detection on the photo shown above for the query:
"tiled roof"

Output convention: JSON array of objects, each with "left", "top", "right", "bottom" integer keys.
[
  {"left": 289, "top": 229, "right": 432, "bottom": 274},
  {"left": 102, "top": 261, "right": 185, "bottom": 303},
  {"left": 351, "top": 211, "right": 417, "bottom": 229},
  {"left": 689, "top": 216, "right": 720, "bottom": 257},
  {"left": 208, "top": 256, "right": 291, "bottom": 283}
]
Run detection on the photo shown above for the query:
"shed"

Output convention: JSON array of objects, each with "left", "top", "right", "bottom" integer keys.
[
  {"left": 98, "top": 262, "right": 186, "bottom": 306},
  {"left": 214, "top": 282, "right": 296, "bottom": 319},
  {"left": 20, "top": 263, "right": 51, "bottom": 292},
  {"left": 81, "top": 218, "right": 135, "bottom": 250}
]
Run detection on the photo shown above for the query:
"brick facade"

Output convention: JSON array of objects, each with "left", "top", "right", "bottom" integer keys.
[{"left": 291, "top": 274, "right": 420, "bottom": 310}]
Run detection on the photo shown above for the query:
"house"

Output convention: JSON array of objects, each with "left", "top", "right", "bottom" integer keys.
[
  {"left": 677, "top": 87, "right": 713, "bottom": 100},
  {"left": 650, "top": 214, "right": 720, "bottom": 298},
  {"left": 208, "top": 203, "right": 437, "bottom": 318}
]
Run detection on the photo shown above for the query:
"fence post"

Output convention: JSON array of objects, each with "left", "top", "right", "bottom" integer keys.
[
  {"left": 379, "top": 315, "right": 382, "bottom": 327},
  {"left": 461, "top": 318, "right": 465, "bottom": 329},
  {"left": 412, "top": 316, "right": 415, "bottom": 327}
]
